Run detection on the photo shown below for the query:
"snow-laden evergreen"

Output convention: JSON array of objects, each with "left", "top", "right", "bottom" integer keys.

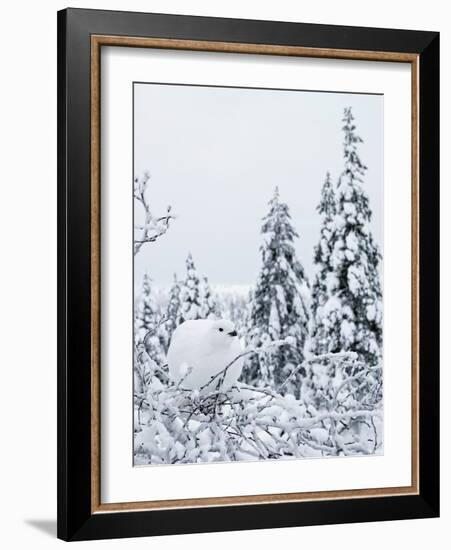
[
  {"left": 163, "top": 267, "right": 219, "bottom": 350},
  {"left": 244, "top": 187, "right": 311, "bottom": 394},
  {"left": 310, "top": 172, "right": 337, "bottom": 355},
  {"left": 136, "top": 273, "right": 166, "bottom": 366},
  {"left": 313, "top": 108, "right": 383, "bottom": 365},
  {"left": 162, "top": 273, "right": 182, "bottom": 352},
  {"left": 178, "top": 253, "right": 203, "bottom": 322},
  {"left": 214, "top": 286, "right": 250, "bottom": 338},
  {"left": 136, "top": 272, "right": 153, "bottom": 334},
  {"left": 199, "top": 276, "right": 220, "bottom": 319}
]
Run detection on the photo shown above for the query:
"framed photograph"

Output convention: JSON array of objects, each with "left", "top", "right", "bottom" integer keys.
[{"left": 57, "top": 8, "right": 439, "bottom": 541}]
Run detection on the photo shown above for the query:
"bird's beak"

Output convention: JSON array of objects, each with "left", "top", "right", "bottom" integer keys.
[{"left": 228, "top": 330, "right": 238, "bottom": 337}]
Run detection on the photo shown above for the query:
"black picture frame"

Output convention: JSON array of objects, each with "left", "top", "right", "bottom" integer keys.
[{"left": 57, "top": 7, "right": 439, "bottom": 541}]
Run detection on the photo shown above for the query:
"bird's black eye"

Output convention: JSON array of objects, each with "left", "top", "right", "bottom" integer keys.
[{"left": 218, "top": 328, "right": 224, "bottom": 332}]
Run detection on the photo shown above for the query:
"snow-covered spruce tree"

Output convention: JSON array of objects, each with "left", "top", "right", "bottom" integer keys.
[
  {"left": 243, "top": 187, "right": 311, "bottom": 395},
  {"left": 136, "top": 272, "right": 153, "bottom": 335},
  {"left": 179, "top": 253, "right": 203, "bottom": 322},
  {"left": 310, "top": 172, "right": 337, "bottom": 355},
  {"left": 136, "top": 273, "right": 166, "bottom": 366},
  {"left": 163, "top": 273, "right": 182, "bottom": 350},
  {"left": 199, "top": 276, "right": 220, "bottom": 319},
  {"left": 217, "top": 290, "right": 249, "bottom": 338},
  {"left": 317, "top": 107, "right": 382, "bottom": 365}
]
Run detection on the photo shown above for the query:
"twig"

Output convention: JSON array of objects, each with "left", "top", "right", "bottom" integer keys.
[
  {"left": 277, "top": 351, "right": 360, "bottom": 393},
  {"left": 133, "top": 173, "right": 175, "bottom": 255},
  {"left": 199, "top": 340, "right": 289, "bottom": 392}
]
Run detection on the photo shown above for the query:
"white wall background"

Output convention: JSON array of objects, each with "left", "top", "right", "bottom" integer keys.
[{"left": 0, "top": 1, "right": 447, "bottom": 548}]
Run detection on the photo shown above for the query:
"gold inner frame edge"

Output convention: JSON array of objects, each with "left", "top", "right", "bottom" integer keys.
[{"left": 90, "top": 35, "right": 420, "bottom": 514}]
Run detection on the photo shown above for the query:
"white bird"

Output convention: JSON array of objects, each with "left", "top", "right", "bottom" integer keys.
[{"left": 167, "top": 319, "right": 244, "bottom": 394}]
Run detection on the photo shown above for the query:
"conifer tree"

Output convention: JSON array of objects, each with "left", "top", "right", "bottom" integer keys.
[
  {"left": 219, "top": 290, "right": 248, "bottom": 337},
  {"left": 244, "top": 188, "right": 311, "bottom": 395},
  {"left": 179, "top": 253, "right": 203, "bottom": 322},
  {"left": 199, "top": 276, "right": 220, "bottom": 319},
  {"left": 317, "top": 107, "right": 383, "bottom": 365},
  {"left": 136, "top": 273, "right": 166, "bottom": 365},
  {"left": 163, "top": 273, "right": 182, "bottom": 350},
  {"left": 310, "top": 172, "right": 337, "bottom": 355},
  {"left": 137, "top": 272, "right": 153, "bottom": 334}
]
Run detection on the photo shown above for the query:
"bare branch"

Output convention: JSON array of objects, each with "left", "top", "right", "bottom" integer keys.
[{"left": 133, "top": 173, "right": 175, "bottom": 255}]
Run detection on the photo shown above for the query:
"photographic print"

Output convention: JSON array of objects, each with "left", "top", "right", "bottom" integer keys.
[
  {"left": 58, "top": 12, "right": 439, "bottom": 539},
  {"left": 133, "top": 83, "right": 384, "bottom": 466}
]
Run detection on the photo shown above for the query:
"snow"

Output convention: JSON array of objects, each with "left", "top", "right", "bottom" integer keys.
[
  {"left": 343, "top": 201, "right": 357, "bottom": 216},
  {"left": 134, "top": 348, "right": 383, "bottom": 465},
  {"left": 366, "top": 303, "right": 376, "bottom": 321},
  {"left": 346, "top": 231, "right": 359, "bottom": 252},
  {"left": 340, "top": 319, "right": 356, "bottom": 340}
]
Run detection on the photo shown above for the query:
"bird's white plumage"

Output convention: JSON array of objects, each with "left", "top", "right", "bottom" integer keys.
[{"left": 167, "top": 319, "right": 243, "bottom": 394}]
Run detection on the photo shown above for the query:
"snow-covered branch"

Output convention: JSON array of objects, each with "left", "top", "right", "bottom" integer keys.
[
  {"left": 278, "top": 350, "right": 358, "bottom": 392},
  {"left": 134, "top": 343, "right": 383, "bottom": 464},
  {"left": 200, "top": 338, "right": 290, "bottom": 392},
  {"left": 134, "top": 172, "right": 175, "bottom": 256}
]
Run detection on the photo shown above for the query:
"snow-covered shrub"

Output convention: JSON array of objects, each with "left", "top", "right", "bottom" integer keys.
[{"left": 134, "top": 344, "right": 383, "bottom": 464}]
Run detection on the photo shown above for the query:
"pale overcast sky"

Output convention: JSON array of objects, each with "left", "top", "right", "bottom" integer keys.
[{"left": 134, "top": 83, "right": 383, "bottom": 289}]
